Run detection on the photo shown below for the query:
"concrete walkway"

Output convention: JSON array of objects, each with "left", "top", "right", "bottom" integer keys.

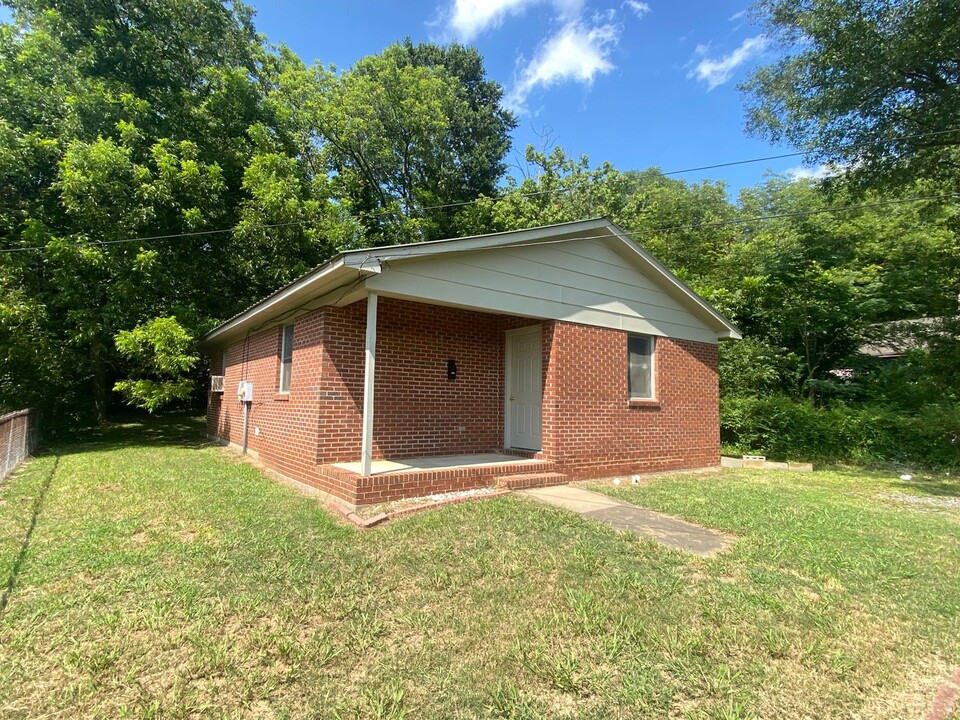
[{"left": 518, "top": 485, "right": 731, "bottom": 556}]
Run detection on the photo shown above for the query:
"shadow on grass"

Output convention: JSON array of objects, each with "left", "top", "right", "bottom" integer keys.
[
  {"left": 0, "top": 453, "right": 59, "bottom": 617},
  {"left": 886, "top": 478, "right": 960, "bottom": 498},
  {"left": 52, "top": 413, "right": 211, "bottom": 457},
  {"left": 820, "top": 464, "right": 960, "bottom": 499}
]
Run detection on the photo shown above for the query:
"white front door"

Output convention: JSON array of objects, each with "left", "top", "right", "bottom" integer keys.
[{"left": 505, "top": 327, "right": 542, "bottom": 451}]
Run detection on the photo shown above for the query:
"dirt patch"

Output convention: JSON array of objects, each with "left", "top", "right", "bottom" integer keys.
[{"left": 877, "top": 491, "right": 960, "bottom": 511}]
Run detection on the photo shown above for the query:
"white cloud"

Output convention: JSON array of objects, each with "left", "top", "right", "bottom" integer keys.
[
  {"left": 729, "top": 9, "right": 747, "bottom": 21},
  {"left": 446, "top": 0, "right": 583, "bottom": 41},
  {"left": 785, "top": 163, "right": 839, "bottom": 181},
  {"left": 623, "top": 0, "right": 651, "bottom": 19},
  {"left": 506, "top": 20, "right": 620, "bottom": 112},
  {"left": 690, "top": 35, "right": 768, "bottom": 90}
]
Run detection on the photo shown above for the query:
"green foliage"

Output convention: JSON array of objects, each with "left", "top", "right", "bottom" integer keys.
[
  {"left": 112, "top": 378, "right": 196, "bottom": 414},
  {"left": 113, "top": 317, "right": 198, "bottom": 413},
  {"left": 0, "top": 4, "right": 515, "bottom": 425},
  {"left": 743, "top": 0, "right": 960, "bottom": 190},
  {"left": 718, "top": 337, "right": 799, "bottom": 396},
  {"left": 715, "top": 178, "right": 960, "bottom": 393},
  {"left": 721, "top": 394, "right": 960, "bottom": 469},
  {"left": 274, "top": 40, "right": 515, "bottom": 245},
  {"left": 115, "top": 317, "right": 198, "bottom": 377}
]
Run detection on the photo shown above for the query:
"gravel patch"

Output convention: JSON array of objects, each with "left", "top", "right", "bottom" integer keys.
[{"left": 876, "top": 491, "right": 960, "bottom": 511}]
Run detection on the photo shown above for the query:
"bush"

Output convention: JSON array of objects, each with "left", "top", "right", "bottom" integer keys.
[{"left": 721, "top": 393, "right": 960, "bottom": 469}]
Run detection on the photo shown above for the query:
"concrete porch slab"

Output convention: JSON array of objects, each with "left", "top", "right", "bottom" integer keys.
[
  {"left": 333, "top": 452, "right": 542, "bottom": 476},
  {"left": 518, "top": 485, "right": 732, "bottom": 556}
]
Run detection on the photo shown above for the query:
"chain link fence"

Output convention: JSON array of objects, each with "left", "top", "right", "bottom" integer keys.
[{"left": 0, "top": 410, "right": 40, "bottom": 482}]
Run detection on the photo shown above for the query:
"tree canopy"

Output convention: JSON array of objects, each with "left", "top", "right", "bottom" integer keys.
[
  {"left": 742, "top": 0, "right": 960, "bottom": 189},
  {"left": 274, "top": 40, "right": 515, "bottom": 245},
  {"left": 0, "top": 1, "right": 516, "bottom": 424},
  {"left": 0, "top": 0, "right": 957, "bottom": 468}
]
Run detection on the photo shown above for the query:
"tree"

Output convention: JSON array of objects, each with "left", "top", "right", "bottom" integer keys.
[
  {"left": 0, "top": 0, "right": 335, "bottom": 425},
  {"left": 274, "top": 41, "right": 516, "bottom": 245},
  {"left": 114, "top": 316, "right": 198, "bottom": 413},
  {"left": 0, "top": 3, "right": 517, "bottom": 425},
  {"left": 742, "top": 0, "right": 960, "bottom": 189},
  {"left": 716, "top": 177, "right": 959, "bottom": 397}
]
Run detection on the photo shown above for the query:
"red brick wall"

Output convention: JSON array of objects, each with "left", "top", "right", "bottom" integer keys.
[
  {"left": 204, "top": 298, "right": 720, "bottom": 504},
  {"left": 206, "top": 308, "right": 326, "bottom": 483},
  {"left": 542, "top": 322, "right": 720, "bottom": 477},
  {"left": 316, "top": 298, "right": 537, "bottom": 462}
]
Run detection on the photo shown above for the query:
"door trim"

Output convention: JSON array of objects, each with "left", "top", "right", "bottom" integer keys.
[{"left": 504, "top": 325, "right": 543, "bottom": 451}]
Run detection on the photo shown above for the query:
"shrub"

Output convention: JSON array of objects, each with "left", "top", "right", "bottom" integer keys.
[{"left": 720, "top": 394, "right": 960, "bottom": 469}]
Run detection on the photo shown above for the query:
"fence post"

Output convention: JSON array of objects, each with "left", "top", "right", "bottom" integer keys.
[{"left": 4, "top": 418, "right": 12, "bottom": 477}]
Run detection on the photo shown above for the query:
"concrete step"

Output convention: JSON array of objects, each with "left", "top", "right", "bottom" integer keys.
[{"left": 496, "top": 472, "right": 568, "bottom": 490}]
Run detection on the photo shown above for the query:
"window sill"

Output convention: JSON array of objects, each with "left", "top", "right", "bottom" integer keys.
[
  {"left": 274, "top": 393, "right": 290, "bottom": 401},
  {"left": 628, "top": 398, "right": 660, "bottom": 409}
]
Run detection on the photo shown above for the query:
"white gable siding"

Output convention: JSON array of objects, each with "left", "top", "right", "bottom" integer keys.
[{"left": 365, "top": 238, "right": 720, "bottom": 344}]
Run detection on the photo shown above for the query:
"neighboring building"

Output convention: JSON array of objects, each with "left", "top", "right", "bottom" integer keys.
[
  {"left": 858, "top": 317, "right": 943, "bottom": 359},
  {"left": 200, "top": 219, "right": 741, "bottom": 506}
]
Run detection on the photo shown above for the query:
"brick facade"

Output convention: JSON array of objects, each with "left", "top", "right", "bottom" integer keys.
[
  {"left": 206, "top": 297, "right": 720, "bottom": 505},
  {"left": 542, "top": 323, "right": 720, "bottom": 478}
]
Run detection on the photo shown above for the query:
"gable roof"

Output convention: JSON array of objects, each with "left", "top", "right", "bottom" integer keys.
[{"left": 199, "top": 218, "right": 741, "bottom": 349}]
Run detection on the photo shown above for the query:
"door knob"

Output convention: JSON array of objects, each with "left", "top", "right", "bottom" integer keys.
[{"left": 510, "top": 396, "right": 515, "bottom": 401}]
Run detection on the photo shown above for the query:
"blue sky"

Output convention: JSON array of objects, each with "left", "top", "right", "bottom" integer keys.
[
  {"left": 1, "top": 0, "right": 826, "bottom": 198},
  {"left": 250, "top": 0, "right": 824, "bottom": 198}
]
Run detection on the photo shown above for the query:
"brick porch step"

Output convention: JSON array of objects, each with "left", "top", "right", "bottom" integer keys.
[{"left": 496, "top": 472, "right": 569, "bottom": 490}]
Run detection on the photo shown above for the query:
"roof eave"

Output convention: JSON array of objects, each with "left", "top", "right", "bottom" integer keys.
[{"left": 197, "top": 258, "right": 367, "bottom": 350}]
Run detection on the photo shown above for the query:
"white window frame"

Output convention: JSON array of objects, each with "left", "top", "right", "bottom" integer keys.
[
  {"left": 279, "top": 324, "right": 294, "bottom": 393},
  {"left": 628, "top": 334, "right": 656, "bottom": 400}
]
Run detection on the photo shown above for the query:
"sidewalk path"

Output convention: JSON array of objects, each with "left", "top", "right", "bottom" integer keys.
[{"left": 518, "top": 484, "right": 732, "bottom": 556}]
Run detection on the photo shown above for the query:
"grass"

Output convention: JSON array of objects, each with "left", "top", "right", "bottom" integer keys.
[{"left": 0, "top": 415, "right": 958, "bottom": 719}]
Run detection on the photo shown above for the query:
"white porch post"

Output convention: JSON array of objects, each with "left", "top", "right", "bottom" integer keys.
[{"left": 360, "top": 292, "right": 378, "bottom": 477}]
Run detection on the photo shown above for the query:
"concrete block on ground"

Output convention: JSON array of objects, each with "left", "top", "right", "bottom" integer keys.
[
  {"left": 788, "top": 461, "right": 814, "bottom": 472},
  {"left": 721, "top": 456, "right": 743, "bottom": 468},
  {"left": 766, "top": 461, "right": 789, "bottom": 470},
  {"left": 743, "top": 454, "right": 766, "bottom": 469}
]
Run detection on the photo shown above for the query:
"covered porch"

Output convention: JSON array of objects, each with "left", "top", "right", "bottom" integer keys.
[
  {"left": 319, "top": 449, "right": 565, "bottom": 506},
  {"left": 351, "top": 291, "right": 549, "bottom": 477},
  {"left": 333, "top": 451, "right": 542, "bottom": 476}
]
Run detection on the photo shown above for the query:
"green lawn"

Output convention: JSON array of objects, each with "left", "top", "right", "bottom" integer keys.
[{"left": 1, "top": 416, "right": 958, "bottom": 719}]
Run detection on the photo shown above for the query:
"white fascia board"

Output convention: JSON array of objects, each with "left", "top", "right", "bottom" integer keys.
[
  {"left": 604, "top": 222, "right": 743, "bottom": 341},
  {"left": 342, "top": 254, "right": 384, "bottom": 271}
]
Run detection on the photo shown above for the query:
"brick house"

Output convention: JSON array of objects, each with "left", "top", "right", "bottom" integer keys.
[{"left": 200, "top": 219, "right": 741, "bottom": 506}]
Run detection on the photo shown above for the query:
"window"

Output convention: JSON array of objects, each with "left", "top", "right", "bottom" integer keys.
[
  {"left": 628, "top": 335, "right": 655, "bottom": 399},
  {"left": 279, "top": 324, "right": 294, "bottom": 393}
]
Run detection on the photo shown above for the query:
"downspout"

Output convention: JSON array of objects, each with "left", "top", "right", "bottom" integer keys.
[{"left": 241, "top": 399, "right": 250, "bottom": 454}]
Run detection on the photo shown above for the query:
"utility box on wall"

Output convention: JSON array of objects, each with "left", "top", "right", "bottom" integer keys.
[{"left": 237, "top": 381, "right": 254, "bottom": 403}]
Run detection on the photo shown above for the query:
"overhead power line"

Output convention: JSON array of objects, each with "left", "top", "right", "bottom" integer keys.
[
  {"left": 364, "top": 192, "right": 960, "bottom": 263},
  {"left": 661, "top": 126, "right": 960, "bottom": 176},
  {"left": 5, "top": 191, "right": 956, "bottom": 257},
  {"left": 2, "top": 127, "right": 959, "bottom": 255}
]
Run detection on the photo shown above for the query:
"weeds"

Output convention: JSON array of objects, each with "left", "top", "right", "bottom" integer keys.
[{"left": 0, "top": 416, "right": 957, "bottom": 719}]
